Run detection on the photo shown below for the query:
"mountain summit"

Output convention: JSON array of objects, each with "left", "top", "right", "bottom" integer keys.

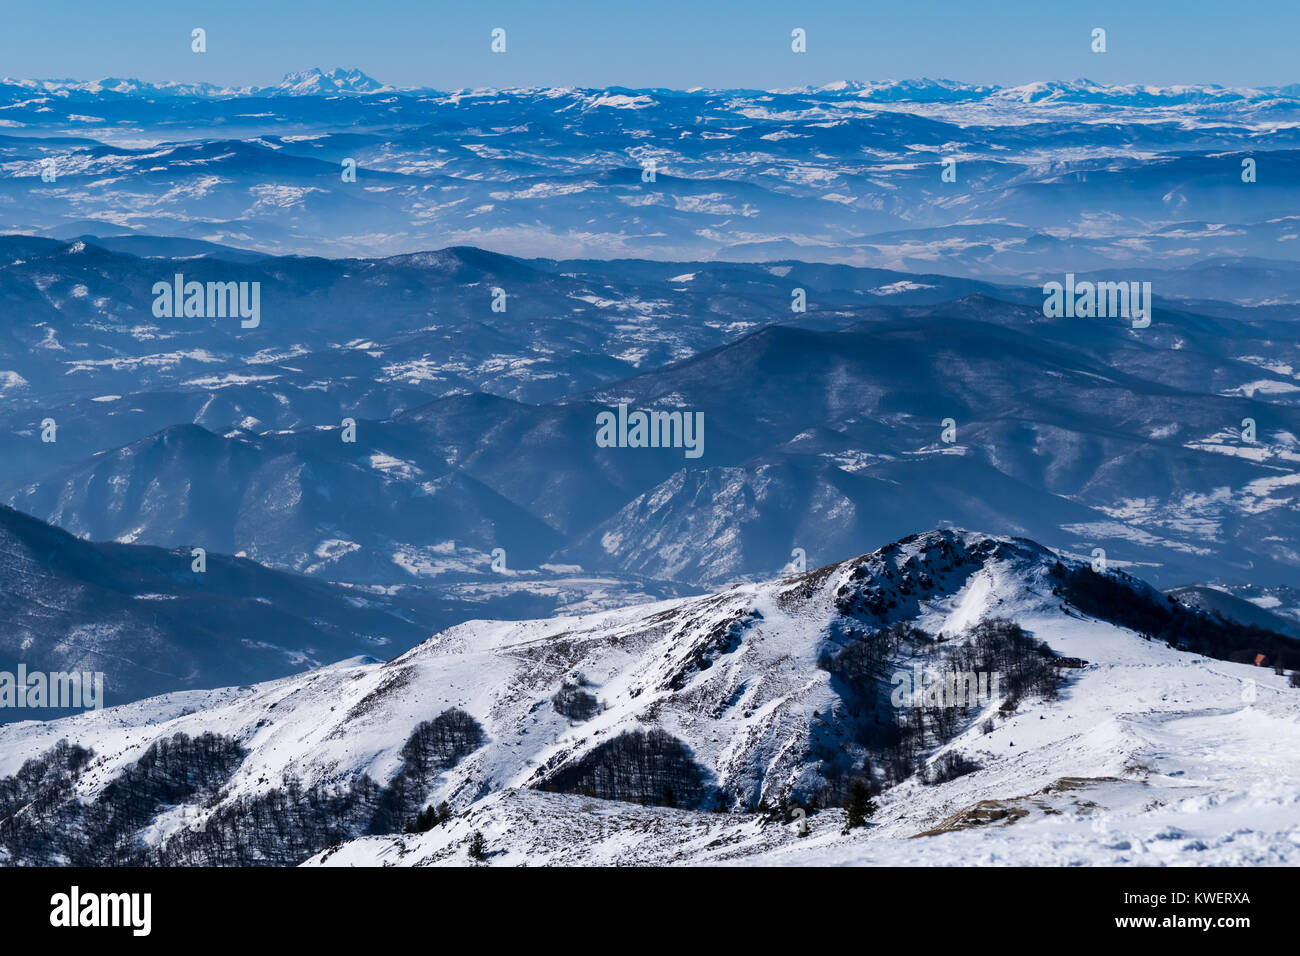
[
  {"left": 2, "top": 529, "right": 1295, "bottom": 866},
  {"left": 266, "top": 67, "right": 389, "bottom": 95}
]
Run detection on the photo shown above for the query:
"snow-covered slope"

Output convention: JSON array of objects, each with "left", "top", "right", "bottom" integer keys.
[{"left": 2, "top": 529, "right": 1296, "bottom": 866}]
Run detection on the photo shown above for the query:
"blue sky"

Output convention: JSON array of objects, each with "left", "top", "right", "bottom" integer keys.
[{"left": 1, "top": 0, "right": 1293, "bottom": 89}]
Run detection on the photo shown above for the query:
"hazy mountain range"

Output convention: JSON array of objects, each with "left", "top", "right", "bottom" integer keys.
[
  {"left": 3, "top": 237, "right": 1299, "bottom": 602},
  {"left": 11, "top": 68, "right": 1300, "bottom": 105},
  {"left": 4, "top": 69, "right": 1300, "bottom": 272}
]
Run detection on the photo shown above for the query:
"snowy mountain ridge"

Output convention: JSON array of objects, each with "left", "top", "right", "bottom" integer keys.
[
  {"left": 7, "top": 72, "right": 1300, "bottom": 104},
  {"left": 0, "top": 68, "right": 389, "bottom": 98},
  {"left": 2, "top": 528, "right": 1296, "bottom": 866}
]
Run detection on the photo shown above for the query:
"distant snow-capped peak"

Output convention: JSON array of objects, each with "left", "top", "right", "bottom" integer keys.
[
  {"left": 267, "top": 67, "right": 390, "bottom": 95},
  {"left": 796, "top": 78, "right": 1288, "bottom": 106},
  {"left": 0, "top": 68, "right": 391, "bottom": 99},
  {"left": 3, "top": 74, "right": 1297, "bottom": 105}
]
